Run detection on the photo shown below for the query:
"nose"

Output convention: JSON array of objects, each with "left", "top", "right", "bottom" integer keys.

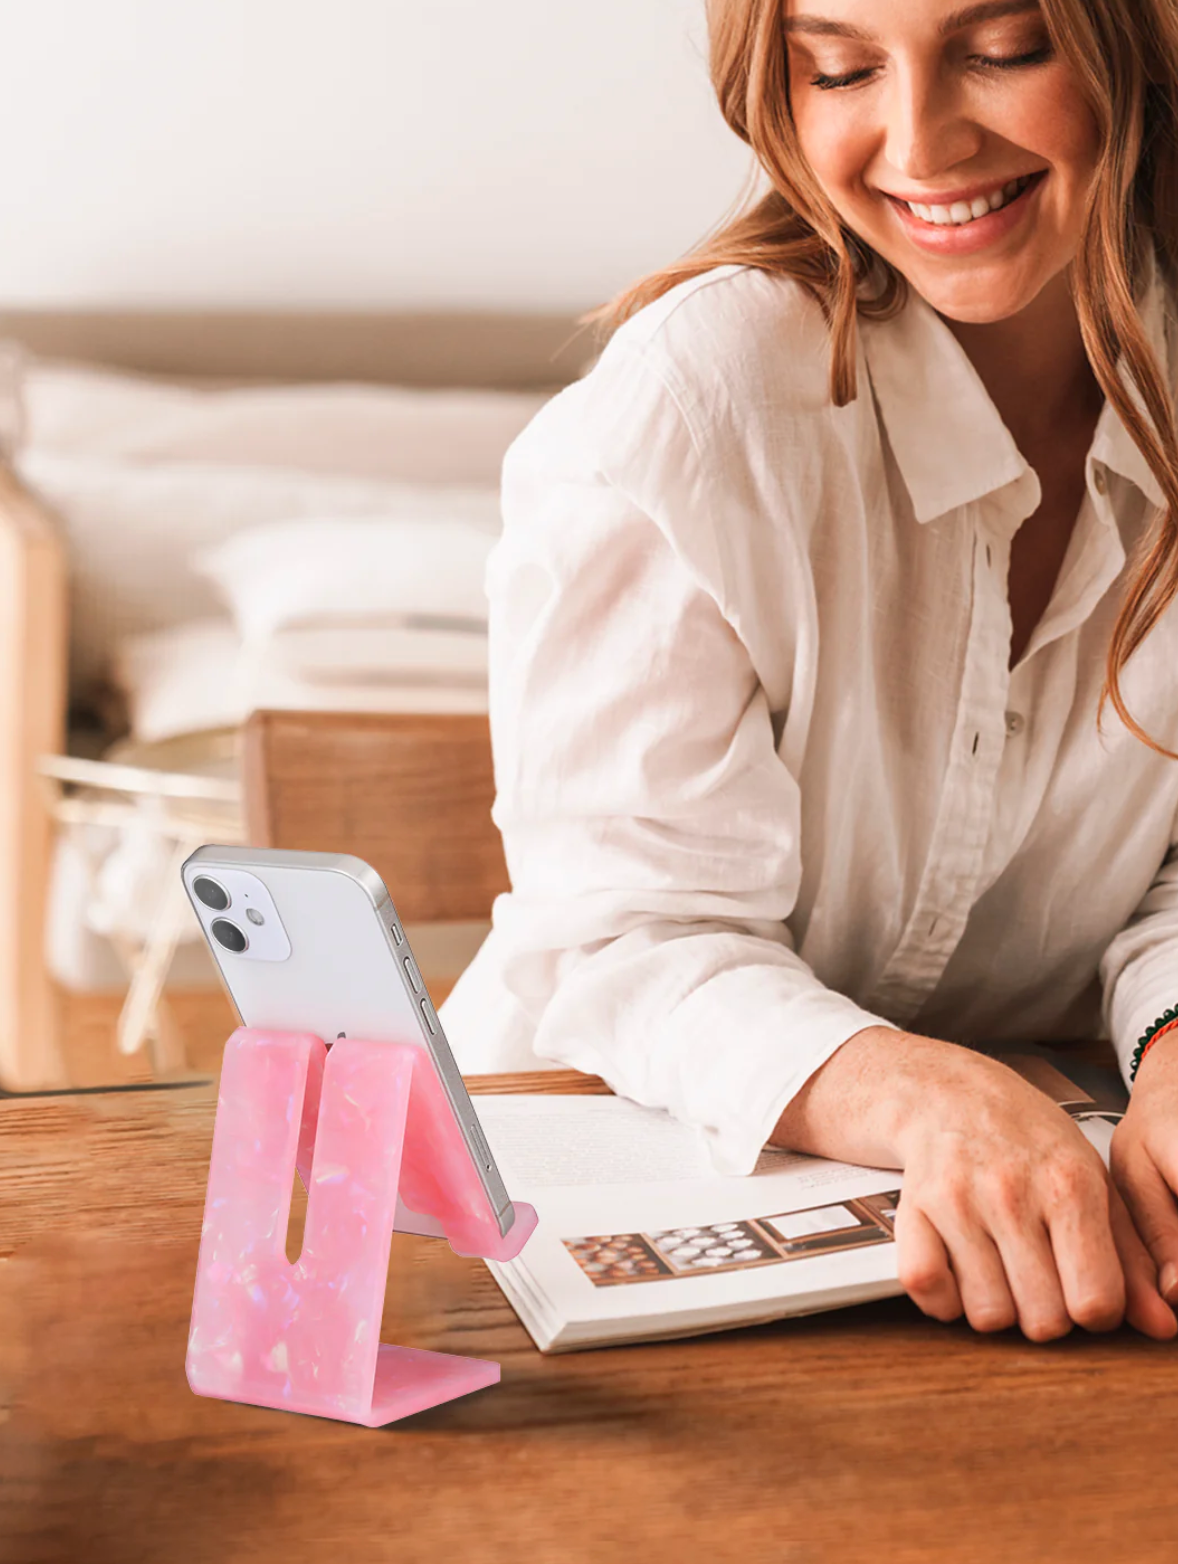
[{"left": 883, "top": 61, "right": 983, "bottom": 183}]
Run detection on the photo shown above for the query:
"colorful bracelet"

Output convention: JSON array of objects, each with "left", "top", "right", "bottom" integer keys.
[{"left": 1129, "top": 1009, "right": 1178, "bottom": 1083}]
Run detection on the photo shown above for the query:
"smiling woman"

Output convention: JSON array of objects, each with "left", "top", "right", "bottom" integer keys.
[
  {"left": 439, "top": 0, "right": 1178, "bottom": 1352},
  {"left": 586, "top": 0, "right": 1178, "bottom": 755}
]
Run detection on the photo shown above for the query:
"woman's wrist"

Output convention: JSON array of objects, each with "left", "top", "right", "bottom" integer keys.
[
  {"left": 770, "top": 1024, "right": 993, "bottom": 1168},
  {"left": 1129, "top": 1023, "right": 1178, "bottom": 1094},
  {"left": 1130, "top": 1009, "right": 1178, "bottom": 1085}
]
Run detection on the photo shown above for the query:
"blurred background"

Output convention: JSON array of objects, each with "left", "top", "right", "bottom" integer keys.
[
  {"left": 0, "top": 0, "right": 747, "bottom": 309},
  {"left": 0, "top": 0, "right": 756, "bottom": 1093}
]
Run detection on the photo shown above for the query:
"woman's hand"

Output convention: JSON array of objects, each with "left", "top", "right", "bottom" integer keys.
[
  {"left": 892, "top": 1049, "right": 1177, "bottom": 1342},
  {"left": 770, "top": 1026, "right": 1176, "bottom": 1342},
  {"left": 1111, "top": 1038, "right": 1178, "bottom": 1323}
]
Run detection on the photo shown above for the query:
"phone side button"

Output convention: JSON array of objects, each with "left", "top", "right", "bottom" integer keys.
[
  {"left": 403, "top": 955, "right": 422, "bottom": 992},
  {"left": 469, "top": 1121, "right": 494, "bottom": 1171},
  {"left": 419, "top": 996, "right": 437, "bottom": 1035}
]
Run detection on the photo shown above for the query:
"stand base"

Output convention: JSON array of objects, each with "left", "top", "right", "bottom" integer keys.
[
  {"left": 368, "top": 1344, "right": 500, "bottom": 1427},
  {"left": 187, "top": 1028, "right": 535, "bottom": 1427},
  {"left": 196, "top": 1344, "right": 501, "bottom": 1427}
]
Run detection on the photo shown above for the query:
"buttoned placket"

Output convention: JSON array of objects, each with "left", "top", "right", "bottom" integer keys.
[
  {"left": 863, "top": 496, "right": 1028, "bottom": 1024},
  {"left": 852, "top": 244, "right": 1170, "bottom": 1034},
  {"left": 982, "top": 477, "right": 1123, "bottom": 891}
]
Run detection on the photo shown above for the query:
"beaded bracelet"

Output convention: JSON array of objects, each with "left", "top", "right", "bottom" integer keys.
[{"left": 1129, "top": 1009, "right": 1178, "bottom": 1083}]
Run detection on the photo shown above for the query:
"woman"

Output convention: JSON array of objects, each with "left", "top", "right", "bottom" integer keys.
[{"left": 439, "top": 0, "right": 1178, "bottom": 1343}]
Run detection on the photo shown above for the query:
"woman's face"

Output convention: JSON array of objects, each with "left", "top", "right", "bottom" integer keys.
[{"left": 784, "top": 0, "right": 1102, "bottom": 323}]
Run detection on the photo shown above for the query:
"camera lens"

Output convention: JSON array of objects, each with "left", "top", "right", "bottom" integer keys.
[
  {"left": 193, "top": 876, "right": 230, "bottom": 912},
  {"left": 211, "top": 918, "right": 248, "bottom": 953}
]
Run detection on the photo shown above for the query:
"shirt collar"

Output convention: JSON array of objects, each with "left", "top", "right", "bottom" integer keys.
[{"left": 860, "top": 241, "right": 1172, "bottom": 525}]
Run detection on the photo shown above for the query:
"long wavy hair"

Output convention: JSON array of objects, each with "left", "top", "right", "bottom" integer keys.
[{"left": 577, "top": 0, "right": 1178, "bottom": 758}]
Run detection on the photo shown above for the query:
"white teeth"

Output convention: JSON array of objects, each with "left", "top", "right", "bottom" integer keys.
[{"left": 905, "top": 175, "right": 1032, "bottom": 227}]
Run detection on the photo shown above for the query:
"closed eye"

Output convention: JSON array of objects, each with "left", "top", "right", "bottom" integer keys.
[
  {"left": 810, "top": 66, "right": 878, "bottom": 90},
  {"left": 810, "top": 44, "right": 1053, "bottom": 91},
  {"left": 973, "top": 45, "right": 1053, "bottom": 69}
]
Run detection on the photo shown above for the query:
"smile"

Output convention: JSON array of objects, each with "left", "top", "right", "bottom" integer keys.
[
  {"left": 901, "top": 174, "right": 1036, "bottom": 228},
  {"left": 883, "top": 170, "right": 1047, "bottom": 255}
]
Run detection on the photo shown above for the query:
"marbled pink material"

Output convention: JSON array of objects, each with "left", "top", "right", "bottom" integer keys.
[{"left": 187, "top": 1027, "right": 537, "bottom": 1426}]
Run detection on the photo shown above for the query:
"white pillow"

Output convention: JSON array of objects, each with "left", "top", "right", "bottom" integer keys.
[
  {"left": 269, "top": 623, "right": 488, "bottom": 686},
  {"left": 113, "top": 618, "right": 246, "bottom": 743},
  {"left": 15, "top": 358, "right": 553, "bottom": 485},
  {"left": 14, "top": 449, "right": 502, "bottom": 692},
  {"left": 113, "top": 617, "right": 488, "bottom": 744},
  {"left": 193, "top": 516, "right": 495, "bottom": 642}
]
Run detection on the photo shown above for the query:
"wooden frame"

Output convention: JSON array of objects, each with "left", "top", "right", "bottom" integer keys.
[
  {"left": 0, "top": 464, "right": 68, "bottom": 1088},
  {"left": 0, "top": 305, "right": 586, "bottom": 1088},
  {"left": 0, "top": 307, "right": 597, "bottom": 390}
]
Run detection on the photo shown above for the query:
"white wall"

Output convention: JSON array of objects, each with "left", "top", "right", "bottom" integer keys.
[{"left": 0, "top": 0, "right": 756, "bottom": 309}]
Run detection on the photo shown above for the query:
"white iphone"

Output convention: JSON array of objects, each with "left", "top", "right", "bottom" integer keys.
[{"left": 181, "top": 844, "right": 515, "bottom": 1238}]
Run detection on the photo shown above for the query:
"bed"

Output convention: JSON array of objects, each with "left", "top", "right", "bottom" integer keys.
[{"left": 0, "top": 305, "right": 591, "bottom": 1089}]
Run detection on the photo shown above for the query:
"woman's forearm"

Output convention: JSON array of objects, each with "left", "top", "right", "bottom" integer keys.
[{"left": 767, "top": 1024, "right": 997, "bottom": 1168}]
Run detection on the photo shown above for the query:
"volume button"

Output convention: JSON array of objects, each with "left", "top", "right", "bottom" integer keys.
[
  {"left": 403, "top": 955, "right": 422, "bottom": 991},
  {"left": 419, "top": 996, "right": 437, "bottom": 1035},
  {"left": 470, "top": 1120, "right": 494, "bottom": 1171}
]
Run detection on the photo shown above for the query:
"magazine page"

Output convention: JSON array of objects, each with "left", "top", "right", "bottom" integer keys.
[{"left": 477, "top": 1096, "right": 904, "bottom": 1351}]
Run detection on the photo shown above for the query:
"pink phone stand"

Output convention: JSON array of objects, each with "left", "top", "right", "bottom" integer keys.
[{"left": 186, "top": 1027, "right": 538, "bottom": 1426}]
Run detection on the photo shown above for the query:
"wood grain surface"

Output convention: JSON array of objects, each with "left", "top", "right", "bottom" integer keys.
[{"left": 3, "top": 1067, "right": 1178, "bottom": 1564}]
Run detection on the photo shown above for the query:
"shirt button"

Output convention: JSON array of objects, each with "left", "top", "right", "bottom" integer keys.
[
  {"left": 1005, "top": 710, "right": 1025, "bottom": 736},
  {"left": 1093, "top": 467, "right": 1107, "bottom": 495}
]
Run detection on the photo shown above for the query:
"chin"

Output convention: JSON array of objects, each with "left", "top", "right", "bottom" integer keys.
[
  {"left": 883, "top": 260, "right": 1046, "bottom": 325},
  {"left": 911, "top": 287, "right": 1030, "bottom": 324}
]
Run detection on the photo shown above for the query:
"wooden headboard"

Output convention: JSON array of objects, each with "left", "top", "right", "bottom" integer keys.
[
  {"left": 0, "top": 307, "right": 598, "bottom": 389},
  {"left": 0, "top": 305, "right": 592, "bottom": 1091}
]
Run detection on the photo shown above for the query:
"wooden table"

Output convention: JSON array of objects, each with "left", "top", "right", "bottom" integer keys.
[{"left": 3, "top": 1067, "right": 1178, "bottom": 1564}]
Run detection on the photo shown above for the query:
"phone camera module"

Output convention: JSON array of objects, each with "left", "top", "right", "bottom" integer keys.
[
  {"left": 193, "top": 875, "right": 231, "bottom": 912},
  {"left": 211, "top": 918, "right": 248, "bottom": 953}
]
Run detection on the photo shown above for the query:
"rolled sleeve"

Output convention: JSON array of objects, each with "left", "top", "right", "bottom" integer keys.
[{"left": 481, "top": 340, "right": 899, "bottom": 1174}]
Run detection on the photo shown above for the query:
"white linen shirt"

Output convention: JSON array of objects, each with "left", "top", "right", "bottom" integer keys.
[{"left": 438, "top": 247, "right": 1178, "bottom": 1176}]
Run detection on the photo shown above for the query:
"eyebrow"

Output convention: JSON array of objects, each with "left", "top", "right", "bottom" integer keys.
[{"left": 784, "top": 1, "right": 1041, "bottom": 43}]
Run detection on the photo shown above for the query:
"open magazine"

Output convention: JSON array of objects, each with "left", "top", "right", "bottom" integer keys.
[{"left": 474, "top": 1047, "right": 1128, "bottom": 1353}]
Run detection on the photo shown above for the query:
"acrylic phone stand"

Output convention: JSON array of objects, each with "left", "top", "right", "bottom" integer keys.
[{"left": 186, "top": 1026, "right": 538, "bottom": 1426}]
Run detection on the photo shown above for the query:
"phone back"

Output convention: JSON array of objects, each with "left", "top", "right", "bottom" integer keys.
[
  {"left": 187, "top": 850, "right": 420, "bottom": 1040},
  {"left": 182, "top": 846, "right": 513, "bottom": 1231}
]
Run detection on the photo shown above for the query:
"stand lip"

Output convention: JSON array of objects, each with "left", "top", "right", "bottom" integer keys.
[{"left": 219, "top": 1029, "right": 540, "bottom": 1263}]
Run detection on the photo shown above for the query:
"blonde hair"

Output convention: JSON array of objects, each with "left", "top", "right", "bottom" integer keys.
[{"left": 577, "top": 0, "right": 1178, "bottom": 758}]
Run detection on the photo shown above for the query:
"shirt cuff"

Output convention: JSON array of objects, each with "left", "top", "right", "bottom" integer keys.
[
  {"left": 676, "top": 970, "right": 904, "bottom": 1176},
  {"left": 534, "top": 958, "right": 904, "bottom": 1179}
]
